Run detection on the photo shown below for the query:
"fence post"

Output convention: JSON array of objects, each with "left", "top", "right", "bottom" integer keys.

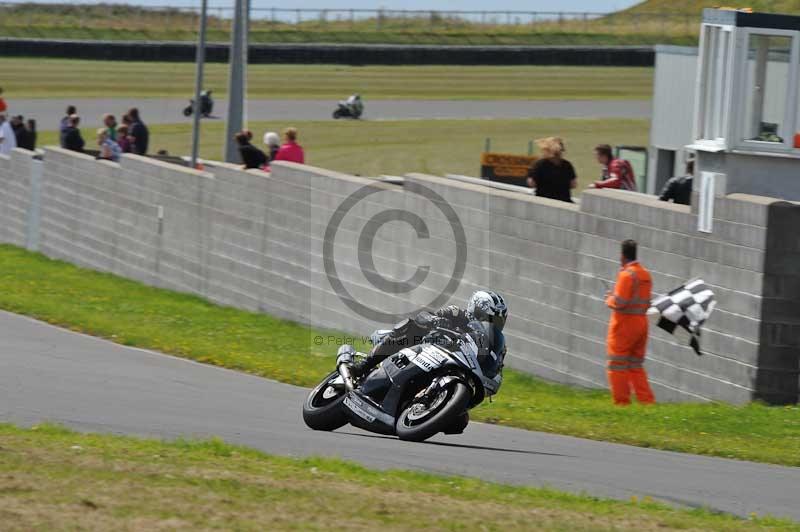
[
  {"left": 484, "top": 138, "right": 491, "bottom": 152},
  {"left": 528, "top": 140, "right": 533, "bottom": 156}
]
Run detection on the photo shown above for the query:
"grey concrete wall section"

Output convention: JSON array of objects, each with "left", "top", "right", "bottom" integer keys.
[
  {"left": 0, "top": 150, "right": 37, "bottom": 248},
  {"left": 698, "top": 150, "right": 800, "bottom": 202},
  {"left": 1, "top": 148, "right": 796, "bottom": 403}
]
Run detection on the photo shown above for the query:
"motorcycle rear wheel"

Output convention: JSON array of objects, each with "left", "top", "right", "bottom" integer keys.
[
  {"left": 396, "top": 382, "right": 470, "bottom": 442},
  {"left": 302, "top": 370, "right": 349, "bottom": 431}
]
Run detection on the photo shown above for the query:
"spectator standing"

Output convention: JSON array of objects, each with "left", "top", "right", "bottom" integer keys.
[
  {"left": 116, "top": 124, "right": 134, "bottom": 153},
  {"left": 62, "top": 115, "right": 85, "bottom": 153},
  {"left": 25, "top": 119, "right": 37, "bottom": 151},
  {"left": 591, "top": 144, "right": 636, "bottom": 191},
  {"left": 11, "top": 115, "right": 32, "bottom": 150},
  {"left": 605, "top": 239, "right": 655, "bottom": 406},
  {"left": 0, "top": 87, "right": 7, "bottom": 113},
  {"left": 273, "top": 127, "right": 305, "bottom": 164},
  {"left": 103, "top": 114, "right": 118, "bottom": 141},
  {"left": 526, "top": 136, "right": 577, "bottom": 203},
  {"left": 263, "top": 131, "right": 280, "bottom": 161},
  {"left": 127, "top": 108, "right": 149, "bottom": 155},
  {"left": 60, "top": 105, "right": 77, "bottom": 144},
  {"left": 97, "top": 128, "right": 121, "bottom": 162},
  {"left": 0, "top": 113, "right": 17, "bottom": 156},
  {"left": 235, "top": 130, "right": 268, "bottom": 170},
  {"left": 659, "top": 159, "right": 694, "bottom": 206}
]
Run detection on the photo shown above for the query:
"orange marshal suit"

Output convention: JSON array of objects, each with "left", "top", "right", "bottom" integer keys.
[{"left": 605, "top": 260, "right": 656, "bottom": 405}]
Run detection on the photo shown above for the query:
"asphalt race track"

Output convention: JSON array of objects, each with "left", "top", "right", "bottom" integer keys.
[
  {"left": 12, "top": 98, "right": 651, "bottom": 126},
  {"left": 1, "top": 310, "right": 798, "bottom": 520}
]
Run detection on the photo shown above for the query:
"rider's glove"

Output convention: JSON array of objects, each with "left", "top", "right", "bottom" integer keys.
[
  {"left": 336, "top": 344, "right": 356, "bottom": 366},
  {"left": 437, "top": 305, "right": 461, "bottom": 320}
]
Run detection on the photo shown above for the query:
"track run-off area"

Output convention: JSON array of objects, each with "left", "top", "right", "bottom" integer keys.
[{"left": 1, "top": 310, "right": 798, "bottom": 521}]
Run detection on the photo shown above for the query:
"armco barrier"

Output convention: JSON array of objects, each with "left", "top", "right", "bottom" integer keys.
[
  {"left": 0, "top": 38, "right": 655, "bottom": 66},
  {"left": 0, "top": 147, "right": 796, "bottom": 404}
]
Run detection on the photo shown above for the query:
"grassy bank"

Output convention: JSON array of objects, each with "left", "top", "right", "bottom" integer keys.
[
  {"left": 0, "top": 246, "right": 798, "bottom": 467},
  {"left": 0, "top": 2, "right": 701, "bottom": 46},
  {"left": 37, "top": 118, "right": 650, "bottom": 191},
  {"left": 2, "top": 423, "right": 794, "bottom": 531},
  {"left": 0, "top": 59, "right": 654, "bottom": 100}
]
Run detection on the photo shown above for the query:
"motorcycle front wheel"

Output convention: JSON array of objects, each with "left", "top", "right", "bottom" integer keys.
[
  {"left": 182, "top": 106, "right": 193, "bottom": 117},
  {"left": 302, "top": 370, "right": 349, "bottom": 431},
  {"left": 332, "top": 109, "right": 343, "bottom": 119},
  {"left": 396, "top": 382, "right": 470, "bottom": 442}
]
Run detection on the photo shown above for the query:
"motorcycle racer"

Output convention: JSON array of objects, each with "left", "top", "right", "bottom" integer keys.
[{"left": 339, "top": 290, "right": 508, "bottom": 386}]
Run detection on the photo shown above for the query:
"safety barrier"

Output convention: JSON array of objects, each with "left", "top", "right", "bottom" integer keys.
[{"left": 0, "top": 147, "right": 796, "bottom": 404}]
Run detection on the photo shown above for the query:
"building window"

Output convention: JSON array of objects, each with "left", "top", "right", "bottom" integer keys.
[{"left": 742, "top": 34, "right": 793, "bottom": 144}]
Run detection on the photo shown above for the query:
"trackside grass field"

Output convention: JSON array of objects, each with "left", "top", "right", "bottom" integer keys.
[
  {"left": 37, "top": 118, "right": 651, "bottom": 191},
  {"left": 1, "top": 246, "right": 799, "bottom": 467},
  {"left": 2, "top": 424, "right": 795, "bottom": 531},
  {"left": 0, "top": 58, "right": 654, "bottom": 100}
]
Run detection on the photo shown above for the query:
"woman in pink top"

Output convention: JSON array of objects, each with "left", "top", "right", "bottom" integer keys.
[{"left": 273, "top": 127, "right": 305, "bottom": 164}]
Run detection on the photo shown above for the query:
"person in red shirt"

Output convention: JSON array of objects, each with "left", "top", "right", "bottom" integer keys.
[
  {"left": 273, "top": 127, "right": 305, "bottom": 164},
  {"left": 591, "top": 144, "right": 636, "bottom": 191},
  {"left": 0, "top": 87, "right": 7, "bottom": 113}
]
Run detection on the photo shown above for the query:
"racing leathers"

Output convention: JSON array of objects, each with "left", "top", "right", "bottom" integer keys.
[{"left": 342, "top": 305, "right": 506, "bottom": 385}]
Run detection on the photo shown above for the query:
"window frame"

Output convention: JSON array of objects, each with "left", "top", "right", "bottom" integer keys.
[
  {"left": 693, "top": 23, "right": 735, "bottom": 150},
  {"left": 730, "top": 27, "right": 800, "bottom": 153}
]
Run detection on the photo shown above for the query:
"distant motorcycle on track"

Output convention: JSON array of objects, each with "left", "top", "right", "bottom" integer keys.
[
  {"left": 333, "top": 94, "right": 364, "bottom": 120},
  {"left": 183, "top": 90, "right": 214, "bottom": 118}
]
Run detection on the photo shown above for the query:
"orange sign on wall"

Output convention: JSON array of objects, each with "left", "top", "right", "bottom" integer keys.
[{"left": 480, "top": 152, "right": 537, "bottom": 187}]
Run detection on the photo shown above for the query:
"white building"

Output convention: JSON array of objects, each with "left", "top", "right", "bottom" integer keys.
[{"left": 648, "top": 8, "right": 800, "bottom": 201}]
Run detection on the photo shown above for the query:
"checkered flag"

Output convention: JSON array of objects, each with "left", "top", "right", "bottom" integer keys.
[{"left": 649, "top": 279, "right": 716, "bottom": 355}]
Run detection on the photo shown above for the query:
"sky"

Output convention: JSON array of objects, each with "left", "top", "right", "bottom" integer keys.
[{"left": 16, "top": 0, "right": 643, "bottom": 13}]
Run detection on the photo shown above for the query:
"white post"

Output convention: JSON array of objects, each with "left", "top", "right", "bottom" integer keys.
[
  {"left": 190, "top": 0, "right": 208, "bottom": 169},
  {"left": 224, "top": 0, "right": 249, "bottom": 163}
]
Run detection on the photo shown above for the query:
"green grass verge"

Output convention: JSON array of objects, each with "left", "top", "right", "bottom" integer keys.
[
  {"left": 37, "top": 118, "right": 651, "bottom": 191},
  {"left": 0, "top": 423, "right": 796, "bottom": 530},
  {"left": 1, "top": 245, "right": 799, "bottom": 467},
  {"left": 0, "top": 58, "right": 654, "bottom": 100}
]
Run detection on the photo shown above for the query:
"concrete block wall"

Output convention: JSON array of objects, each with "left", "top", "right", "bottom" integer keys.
[
  {"left": 1, "top": 147, "right": 796, "bottom": 404},
  {"left": 0, "top": 149, "right": 37, "bottom": 248}
]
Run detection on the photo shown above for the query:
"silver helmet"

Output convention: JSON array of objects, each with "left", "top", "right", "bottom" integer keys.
[{"left": 467, "top": 290, "right": 508, "bottom": 331}]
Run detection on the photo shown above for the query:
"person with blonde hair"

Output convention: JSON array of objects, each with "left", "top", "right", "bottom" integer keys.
[
  {"left": 526, "top": 136, "right": 577, "bottom": 203},
  {"left": 273, "top": 127, "right": 305, "bottom": 164}
]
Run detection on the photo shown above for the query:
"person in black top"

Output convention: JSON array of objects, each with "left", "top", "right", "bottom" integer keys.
[
  {"left": 659, "top": 159, "right": 694, "bottom": 206},
  {"left": 235, "top": 130, "right": 268, "bottom": 169},
  {"left": 25, "top": 119, "right": 36, "bottom": 151},
  {"left": 10, "top": 115, "right": 32, "bottom": 150},
  {"left": 127, "top": 107, "right": 149, "bottom": 155},
  {"left": 526, "top": 136, "right": 577, "bottom": 203},
  {"left": 62, "top": 115, "right": 85, "bottom": 153}
]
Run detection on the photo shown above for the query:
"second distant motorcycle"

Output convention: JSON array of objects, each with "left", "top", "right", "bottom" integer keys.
[{"left": 333, "top": 94, "right": 364, "bottom": 119}]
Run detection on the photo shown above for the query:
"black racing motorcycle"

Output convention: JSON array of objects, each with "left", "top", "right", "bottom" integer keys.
[
  {"left": 302, "top": 323, "right": 503, "bottom": 442},
  {"left": 183, "top": 91, "right": 214, "bottom": 118}
]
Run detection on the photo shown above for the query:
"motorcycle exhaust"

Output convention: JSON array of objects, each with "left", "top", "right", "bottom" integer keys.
[{"left": 338, "top": 363, "right": 355, "bottom": 392}]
